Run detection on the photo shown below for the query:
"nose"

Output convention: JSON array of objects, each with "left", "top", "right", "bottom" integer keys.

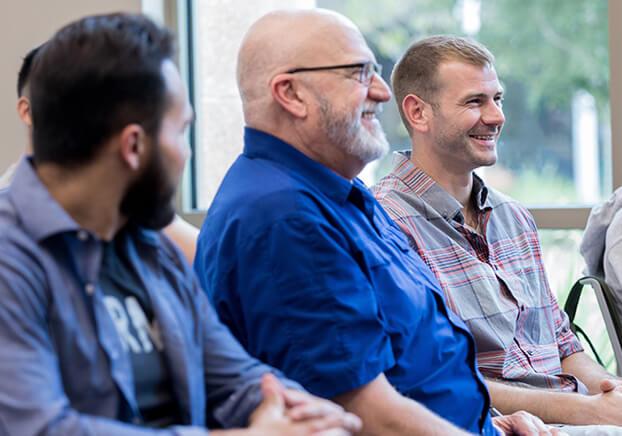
[
  {"left": 483, "top": 100, "right": 505, "bottom": 127},
  {"left": 368, "top": 73, "right": 392, "bottom": 103}
]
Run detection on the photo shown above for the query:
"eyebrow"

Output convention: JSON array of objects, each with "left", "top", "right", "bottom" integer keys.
[{"left": 462, "top": 90, "right": 504, "bottom": 101}]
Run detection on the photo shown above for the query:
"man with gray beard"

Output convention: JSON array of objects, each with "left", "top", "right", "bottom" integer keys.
[{"left": 195, "top": 8, "right": 556, "bottom": 436}]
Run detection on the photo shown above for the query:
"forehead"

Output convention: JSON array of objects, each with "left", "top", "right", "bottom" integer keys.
[
  {"left": 313, "top": 22, "right": 376, "bottom": 63},
  {"left": 436, "top": 60, "right": 502, "bottom": 97}
]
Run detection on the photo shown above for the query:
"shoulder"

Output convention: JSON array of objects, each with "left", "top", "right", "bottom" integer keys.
[
  {"left": 606, "top": 209, "right": 622, "bottom": 246},
  {"left": 0, "top": 188, "right": 18, "bottom": 229},
  {"left": 0, "top": 190, "right": 38, "bottom": 260},
  {"left": 486, "top": 186, "right": 536, "bottom": 229},
  {"left": 204, "top": 166, "right": 333, "bottom": 245},
  {"left": 371, "top": 171, "right": 404, "bottom": 200},
  {"left": 0, "top": 216, "right": 49, "bottom": 315},
  {"left": 372, "top": 174, "right": 426, "bottom": 222}
]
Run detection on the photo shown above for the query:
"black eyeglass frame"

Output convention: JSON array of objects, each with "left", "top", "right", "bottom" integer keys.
[{"left": 286, "top": 61, "right": 382, "bottom": 85}]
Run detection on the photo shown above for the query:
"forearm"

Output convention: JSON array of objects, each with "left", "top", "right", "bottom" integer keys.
[
  {"left": 212, "top": 430, "right": 253, "bottom": 436},
  {"left": 333, "top": 376, "right": 471, "bottom": 436},
  {"left": 561, "top": 351, "right": 619, "bottom": 394},
  {"left": 487, "top": 379, "right": 592, "bottom": 424}
]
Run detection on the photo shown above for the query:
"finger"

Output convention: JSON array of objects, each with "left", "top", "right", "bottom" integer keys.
[
  {"left": 249, "top": 374, "right": 286, "bottom": 426},
  {"left": 311, "top": 430, "right": 351, "bottom": 436},
  {"left": 601, "top": 378, "right": 617, "bottom": 393},
  {"left": 304, "top": 413, "right": 361, "bottom": 434},
  {"left": 305, "top": 411, "right": 362, "bottom": 433},
  {"left": 260, "top": 373, "right": 285, "bottom": 411},
  {"left": 511, "top": 411, "right": 541, "bottom": 436},
  {"left": 263, "top": 372, "right": 286, "bottom": 394},
  {"left": 283, "top": 388, "right": 343, "bottom": 412},
  {"left": 283, "top": 388, "right": 311, "bottom": 406},
  {"left": 342, "top": 412, "right": 362, "bottom": 432},
  {"left": 287, "top": 401, "right": 344, "bottom": 421}
]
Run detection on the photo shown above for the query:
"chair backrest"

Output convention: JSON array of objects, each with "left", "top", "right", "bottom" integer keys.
[{"left": 564, "top": 276, "right": 622, "bottom": 376}]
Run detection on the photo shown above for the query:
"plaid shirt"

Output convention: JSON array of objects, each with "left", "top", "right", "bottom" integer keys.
[{"left": 372, "top": 151, "right": 584, "bottom": 392}]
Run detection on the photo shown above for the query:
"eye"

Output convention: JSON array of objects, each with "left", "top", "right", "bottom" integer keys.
[
  {"left": 494, "top": 96, "right": 505, "bottom": 107},
  {"left": 350, "top": 66, "right": 365, "bottom": 78},
  {"left": 466, "top": 98, "right": 482, "bottom": 106}
]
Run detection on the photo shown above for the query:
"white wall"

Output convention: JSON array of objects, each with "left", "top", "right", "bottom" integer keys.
[{"left": 0, "top": 0, "right": 141, "bottom": 174}]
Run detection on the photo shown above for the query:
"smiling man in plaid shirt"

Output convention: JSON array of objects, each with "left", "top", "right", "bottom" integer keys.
[{"left": 373, "top": 35, "right": 622, "bottom": 429}]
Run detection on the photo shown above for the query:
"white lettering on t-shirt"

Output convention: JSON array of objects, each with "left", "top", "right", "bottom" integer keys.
[{"left": 104, "top": 296, "right": 142, "bottom": 353}]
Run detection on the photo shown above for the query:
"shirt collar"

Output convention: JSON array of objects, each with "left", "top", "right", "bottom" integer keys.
[
  {"left": 243, "top": 127, "right": 355, "bottom": 204},
  {"left": 390, "top": 150, "right": 490, "bottom": 222},
  {"left": 9, "top": 157, "right": 161, "bottom": 247},
  {"left": 471, "top": 173, "right": 489, "bottom": 212}
]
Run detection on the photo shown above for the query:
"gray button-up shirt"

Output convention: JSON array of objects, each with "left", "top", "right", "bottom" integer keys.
[
  {"left": 0, "top": 158, "right": 299, "bottom": 435},
  {"left": 373, "top": 151, "right": 583, "bottom": 392}
]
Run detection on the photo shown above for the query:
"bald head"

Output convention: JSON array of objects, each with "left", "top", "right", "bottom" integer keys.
[{"left": 236, "top": 9, "right": 370, "bottom": 123}]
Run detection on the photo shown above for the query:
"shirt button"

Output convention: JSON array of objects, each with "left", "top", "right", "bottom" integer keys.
[
  {"left": 84, "top": 283, "right": 95, "bottom": 295},
  {"left": 77, "top": 230, "right": 89, "bottom": 241}
]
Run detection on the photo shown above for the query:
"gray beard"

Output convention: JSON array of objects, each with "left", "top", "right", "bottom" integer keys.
[{"left": 319, "top": 98, "right": 389, "bottom": 165}]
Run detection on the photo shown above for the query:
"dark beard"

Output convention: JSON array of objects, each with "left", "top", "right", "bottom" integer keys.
[{"left": 120, "top": 147, "right": 176, "bottom": 230}]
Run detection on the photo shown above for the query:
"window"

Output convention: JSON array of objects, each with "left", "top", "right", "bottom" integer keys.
[
  {"left": 178, "top": 0, "right": 621, "bottom": 228},
  {"left": 174, "top": 0, "right": 620, "bottom": 319},
  {"left": 320, "top": 0, "right": 612, "bottom": 208}
]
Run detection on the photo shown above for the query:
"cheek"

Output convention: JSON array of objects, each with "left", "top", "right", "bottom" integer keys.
[{"left": 159, "top": 134, "right": 189, "bottom": 176}]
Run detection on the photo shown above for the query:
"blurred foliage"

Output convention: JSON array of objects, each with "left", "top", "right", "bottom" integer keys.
[
  {"left": 503, "top": 165, "right": 577, "bottom": 205},
  {"left": 320, "top": 0, "right": 609, "bottom": 111},
  {"left": 479, "top": 0, "right": 609, "bottom": 111}
]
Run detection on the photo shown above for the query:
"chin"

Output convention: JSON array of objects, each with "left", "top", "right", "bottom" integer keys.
[
  {"left": 479, "top": 157, "right": 497, "bottom": 167},
  {"left": 472, "top": 149, "right": 497, "bottom": 168}
]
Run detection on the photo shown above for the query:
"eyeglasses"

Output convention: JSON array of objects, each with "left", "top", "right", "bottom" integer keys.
[{"left": 286, "top": 61, "right": 382, "bottom": 86}]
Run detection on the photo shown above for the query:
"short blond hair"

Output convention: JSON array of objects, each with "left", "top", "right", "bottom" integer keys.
[{"left": 392, "top": 35, "right": 495, "bottom": 134}]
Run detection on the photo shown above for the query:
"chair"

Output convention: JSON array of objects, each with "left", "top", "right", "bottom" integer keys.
[{"left": 564, "top": 276, "right": 622, "bottom": 376}]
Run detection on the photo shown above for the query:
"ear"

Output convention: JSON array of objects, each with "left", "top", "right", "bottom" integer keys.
[
  {"left": 402, "top": 94, "right": 431, "bottom": 134},
  {"left": 270, "top": 73, "right": 308, "bottom": 119},
  {"left": 16, "top": 96, "right": 32, "bottom": 127},
  {"left": 118, "top": 124, "right": 147, "bottom": 171}
]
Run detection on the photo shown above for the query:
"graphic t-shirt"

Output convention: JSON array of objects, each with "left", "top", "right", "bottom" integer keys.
[{"left": 100, "top": 238, "right": 181, "bottom": 427}]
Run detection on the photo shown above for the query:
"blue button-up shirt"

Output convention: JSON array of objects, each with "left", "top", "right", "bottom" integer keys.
[
  {"left": 195, "top": 128, "right": 496, "bottom": 435},
  {"left": 0, "top": 158, "right": 298, "bottom": 436}
]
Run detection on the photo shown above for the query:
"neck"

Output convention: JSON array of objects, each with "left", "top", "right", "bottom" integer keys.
[
  {"left": 36, "top": 162, "right": 128, "bottom": 240},
  {"left": 410, "top": 141, "right": 473, "bottom": 207},
  {"left": 296, "top": 141, "right": 363, "bottom": 181}
]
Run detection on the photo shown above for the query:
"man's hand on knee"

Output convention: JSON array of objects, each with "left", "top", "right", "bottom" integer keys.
[{"left": 493, "top": 410, "right": 567, "bottom": 435}]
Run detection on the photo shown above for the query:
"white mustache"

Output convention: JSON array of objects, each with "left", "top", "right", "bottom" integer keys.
[{"left": 362, "top": 103, "right": 383, "bottom": 115}]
